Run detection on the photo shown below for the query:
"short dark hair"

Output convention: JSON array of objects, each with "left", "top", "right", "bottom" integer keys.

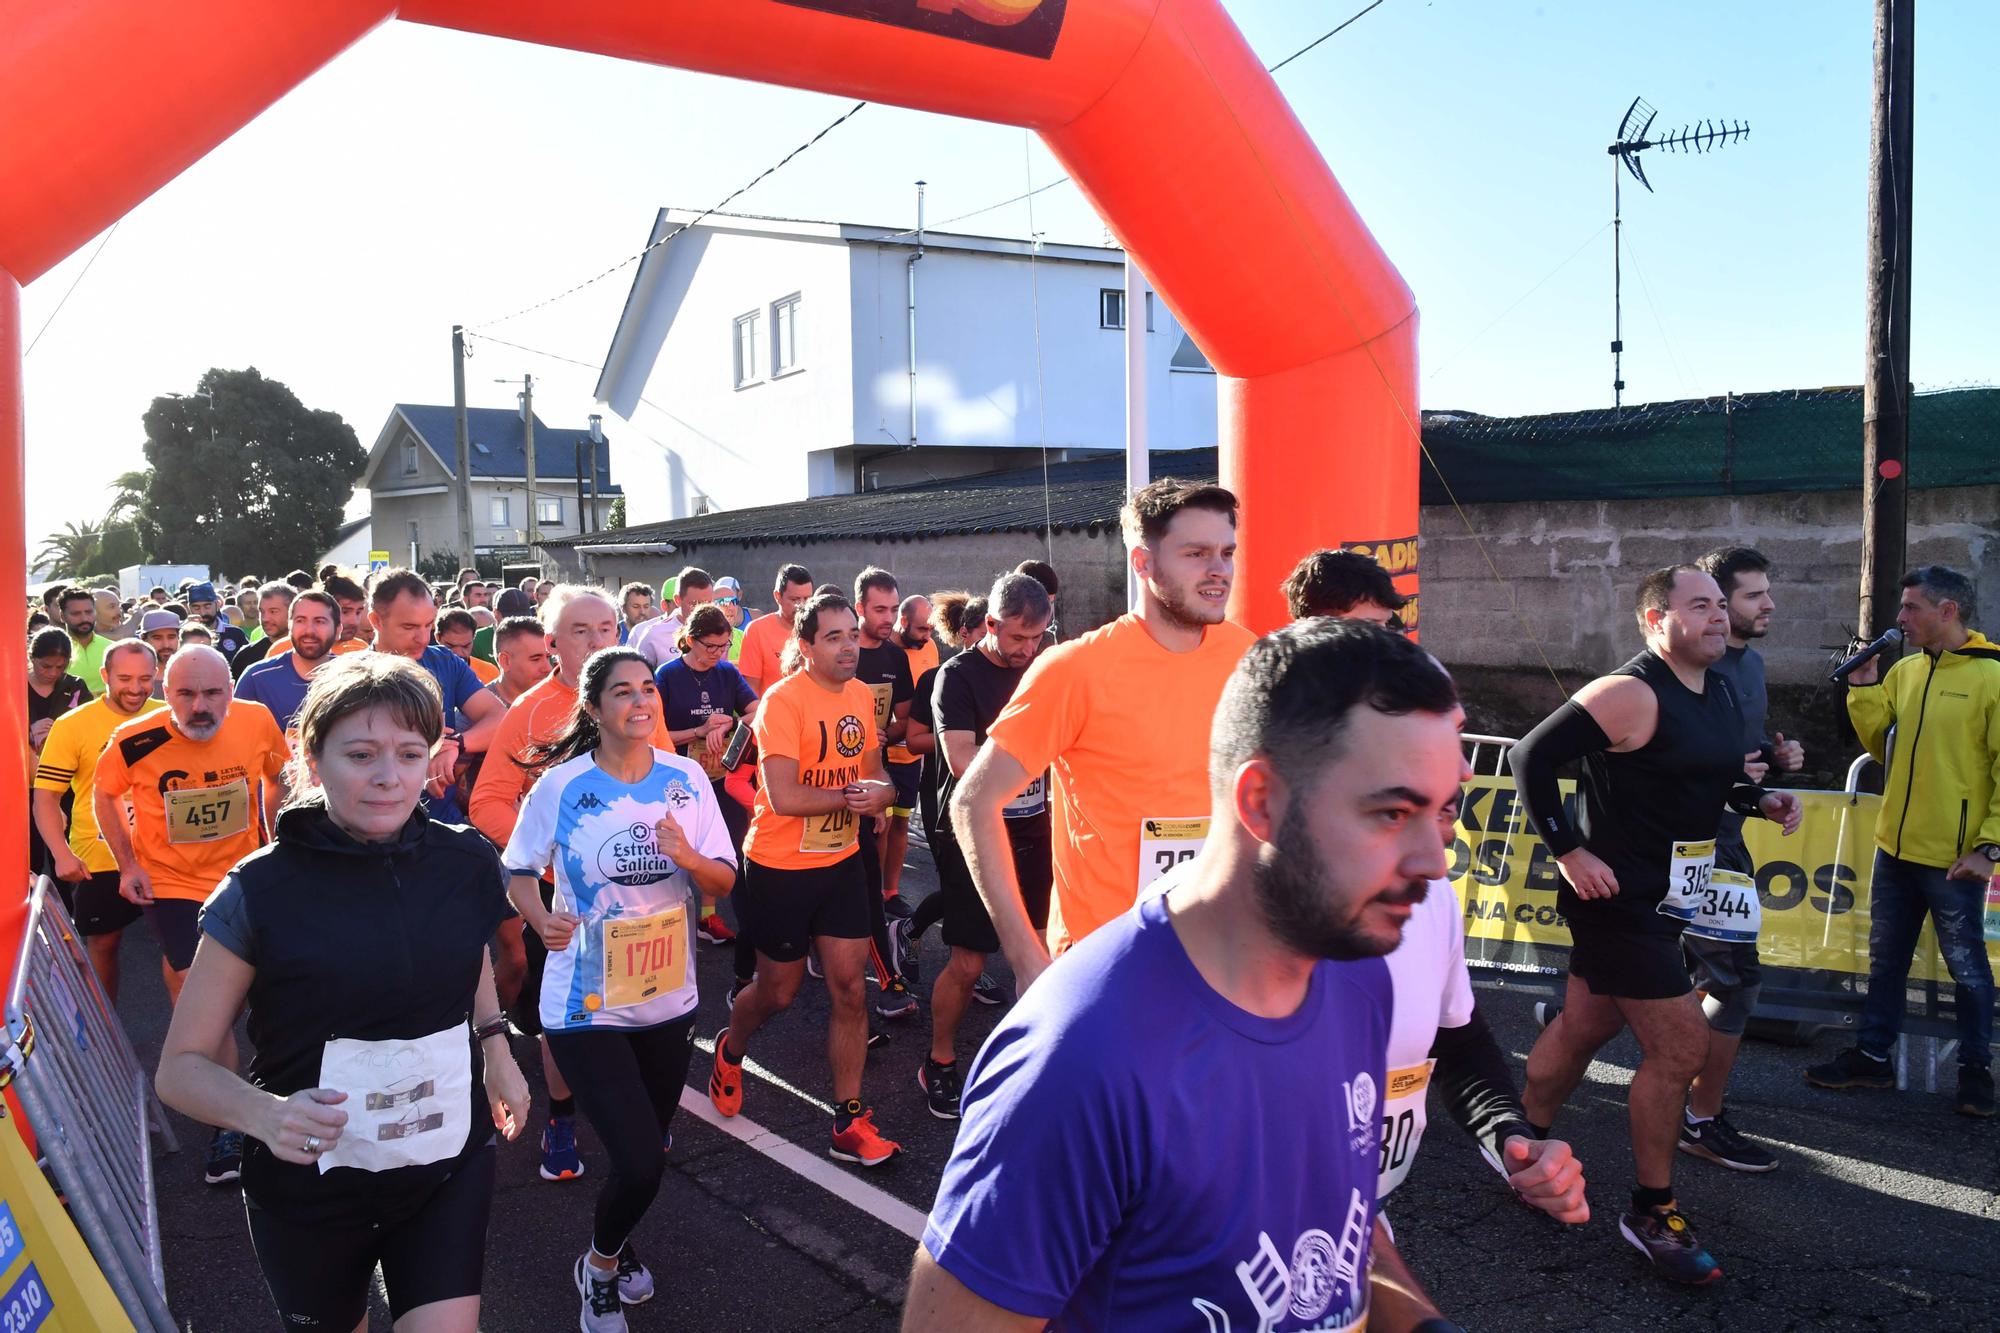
[
  {"left": 316, "top": 564, "right": 342, "bottom": 583},
  {"left": 291, "top": 589, "right": 341, "bottom": 624},
  {"left": 320, "top": 573, "right": 366, "bottom": 605},
  {"left": 30, "top": 627, "right": 72, "bottom": 661},
  {"left": 775, "top": 563, "right": 813, "bottom": 594},
  {"left": 1902, "top": 565, "right": 1977, "bottom": 625},
  {"left": 987, "top": 572, "right": 1053, "bottom": 626},
  {"left": 368, "top": 568, "right": 432, "bottom": 610},
  {"left": 435, "top": 608, "right": 478, "bottom": 637},
  {"left": 1279, "top": 549, "right": 1409, "bottom": 620},
  {"left": 1120, "top": 477, "right": 1237, "bottom": 548},
  {"left": 854, "top": 566, "right": 898, "bottom": 605},
  {"left": 1634, "top": 564, "right": 1705, "bottom": 633},
  {"left": 674, "top": 566, "right": 714, "bottom": 593},
  {"left": 1697, "top": 546, "right": 1771, "bottom": 598},
  {"left": 56, "top": 585, "right": 94, "bottom": 614},
  {"left": 1210, "top": 619, "right": 1458, "bottom": 799},
  {"left": 1013, "top": 559, "right": 1060, "bottom": 599},
  {"left": 618, "top": 581, "right": 655, "bottom": 604},
  {"left": 797, "top": 590, "right": 856, "bottom": 643},
  {"left": 25, "top": 612, "right": 49, "bottom": 631},
  {"left": 495, "top": 614, "right": 547, "bottom": 652},
  {"left": 285, "top": 569, "right": 314, "bottom": 590},
  {"left": 257, "top": 580, "right": 295, "bottom": 605}
]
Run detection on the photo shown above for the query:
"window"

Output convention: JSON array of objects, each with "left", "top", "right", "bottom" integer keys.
[
  {"left": 733, "top": 311, "right": 761, "bottom": 387},
  {"left": 1145, "top": 290, "right": 1156, "bottom": 333},
  {"left": 537, "top": 496, "right": 563, "bottom": 526},
  {"left": 489, "top": 495, "right": 510, "bottom": 528},
  {"left": 406, "top": 520, "right": 420, "bottom": 546},
  {"left": 1170, "top": 331, "right": 1215, "bottom": 374},
  {"left": 1099, "top": 288, "right": 1125, "bottom": 330},
  {"left": 402, "top": 441, "right": 419, "bottom": 474},
  {"left": 771, "top": 293, "right": 801, "bottom": 375}
]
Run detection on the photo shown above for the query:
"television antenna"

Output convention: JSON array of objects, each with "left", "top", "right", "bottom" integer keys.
[{"left": 1606, "top": 97, "right": 1749, "bottom": 408}]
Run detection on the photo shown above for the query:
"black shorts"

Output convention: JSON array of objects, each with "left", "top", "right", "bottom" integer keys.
[
  {"left": 887, "top": 760, "right": 922, "bottom": 817},
  {"left": 74, "top": 871, "right": 142, "bottom": 937},
  {"left": 933, "top": 836, "right": 999, "bottom": 956},
  {"left": 145, "top": 898, "right": 202, "bottom": 972},
  {"left": 738, "top": 857, "right": 871, "bottom": 962},
  {"left": 510, "top": 879, "right": 556, "bottom": 1039},
  {"left": 1565, "top": 915, "right": 1692, "bottom": 1001},
  {"left": 1011, "top": 824, "right": 1053, "bottom": 935},
  {"left": 246, "top": 1142, "right": 496, "bottom": 1328}
]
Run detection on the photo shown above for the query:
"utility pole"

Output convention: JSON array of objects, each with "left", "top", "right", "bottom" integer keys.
[
  {"left": 450, "top": 326, "right": 476, "bottom": 570},
  {"left": 1860, "top": 0, "right": 1914, "bottom": 639},
  {"left": 574, "top": 437, "right": 589, "bottom": 536},
  {"left": 521, "top": 374, "right": 538, "bottom": 554},
  {"left": 589, "top": 414, "right": 604, "bottom": 535},
  {"left": 1124, "top": 253, "right": 1150, "bottom": 612}
]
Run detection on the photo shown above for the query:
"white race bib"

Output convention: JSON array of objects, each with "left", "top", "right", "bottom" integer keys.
[
  {"left": 315, "top": 1024, "right": 472, "bottom": 1174},
  {"left": 1376, "top": 1060, "right": 1433, "bottom": 1197},
  {"left": 1003, "top": 773, "right": 1047, "bottom": 818},
  {"left": 1138, "top": 817, "right": 1207, "bottom": 891},
  {"left": 1683, "top": 867, "right": 1761, "bottom": 943},
  {"left": 1657, "top": 838, "right": 1715, "bottom": 924}
]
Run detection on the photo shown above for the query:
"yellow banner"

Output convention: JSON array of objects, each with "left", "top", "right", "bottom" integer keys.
[{"left": 1448, "top": 776, "right": 1998, "bottom": 983}]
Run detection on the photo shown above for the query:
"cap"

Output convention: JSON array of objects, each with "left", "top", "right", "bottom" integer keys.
[
  {"left": 185, "top": 582, "right": 218, "bottom": 604},
  {"left": 140, "top": 609, "right": 182, "bottom": 634},
  {"left": 714, "top": 576, "right": 743, "bottom": 595}
]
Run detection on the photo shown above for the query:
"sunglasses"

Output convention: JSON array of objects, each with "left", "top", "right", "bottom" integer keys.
[{"left": 716, "top": 596, "right": 740, "bottom": 606}]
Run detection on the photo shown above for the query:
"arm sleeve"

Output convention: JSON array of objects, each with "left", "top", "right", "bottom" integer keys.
[
  {"left": 1844, "top": 666, "right": 1896, "bottom": 762},
  {"left": 198, "top": 874, "right": 256, "bottom": 965},
  {"left": 1508, "top": 700, "right": 1610, "bottom": 858},
  {"left": 985, "top": 647, "right": 1081, "bottom": 779},
  {"left": 1428, "top": 1009, "right": 1536, "bottom": 1170}
]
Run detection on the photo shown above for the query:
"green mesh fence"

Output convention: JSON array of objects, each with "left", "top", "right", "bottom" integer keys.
[{"left": 1418, "top": 385, "right": 1999, "bottom": 504}]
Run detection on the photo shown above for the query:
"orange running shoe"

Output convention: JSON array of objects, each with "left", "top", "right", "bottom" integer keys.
[
  {"left": 708, "top": 1028, "right": 743, "bottom": 1117},
  {"left": 829, "top": 1108, "right": 902, "bottom": 1167}
]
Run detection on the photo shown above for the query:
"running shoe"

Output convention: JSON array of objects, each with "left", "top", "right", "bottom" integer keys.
[
  {"left": 697, "top": 913, "right": 736, "bottom": 945},
  {"left": 708, "top": 1027, "right": 743, "bottom": 1117},
  {"left": 203, "top": 1128, "right": 243, "bottom": 1186},
  {"left": 1957, "top": 1065, "right": 1995, "bottom": 1118},
  {"left": 1804, "top": 1047, "right": 1894, "bottom": 1090},
  {"left": 539, "top": 1115, "right": 586, "bottom": 1181},
  {"left": 1533, "top": 1001, "right": 1562, "bottom": 1031},
  {"left": 806, "top": 949, "right": 823, "bottom": 981},
  {"left": 918, "top": 1057, "right": 963, "bottom": 1120},
  {"left": 894, "top": 916, "right": 921, "bottom": 984},
  {"left": 883, "top": 893, "right": 914, "bottom": 922},
  {"left": 873, "top": 977, "right": 919, "bottom": 1020},
  {"left": 971, "top": 972, "right": 1010, "bottom": 1007},
  {"left": 573, "top": 1255, "right": 629, "bottom": 1332},
  {"left": 829, "top": 1109, "right": 903, "bottom": 1167},
  {"left": 614, "top": 1242, "right": 655, "bottom": 1305},
  {"left": 1617, "top": 1207, "right": 1722, "bottom": 1285},
  {"left": 1678, "top": 1112, "right": 1777, "bottom": 1173},
  {"left": 727, "top": 975, "right": 753, "bottom": 1009}
]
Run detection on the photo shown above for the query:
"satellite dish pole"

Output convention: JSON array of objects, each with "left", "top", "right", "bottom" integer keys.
[{"left": 1606, "top": 98, "right": 1749, "bottom": 410}]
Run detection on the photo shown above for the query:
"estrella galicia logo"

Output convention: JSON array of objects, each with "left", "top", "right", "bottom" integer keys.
[
  {"left": 593, "top": 817, "right": 673, "bottom": 886},
  {"left": 835, "top": 714, "right": 866, "bottom": 759}
]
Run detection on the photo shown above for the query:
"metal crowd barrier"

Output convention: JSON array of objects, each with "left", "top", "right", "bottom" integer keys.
[{"left": 3, "top": 876, "right": 178, "bottom": 1332}]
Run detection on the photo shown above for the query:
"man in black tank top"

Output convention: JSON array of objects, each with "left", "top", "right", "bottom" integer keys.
[{"left": 1508, "top": 565, "right": 1802, "bottom": 1287}]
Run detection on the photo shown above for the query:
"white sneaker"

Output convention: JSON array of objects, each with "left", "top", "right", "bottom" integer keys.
[
  {"left": 614, "top": 1243, "right": 655, "bottom": 1305},
  {"left": 574, "top": 1255, "right": 629, "bottom": 1332}
]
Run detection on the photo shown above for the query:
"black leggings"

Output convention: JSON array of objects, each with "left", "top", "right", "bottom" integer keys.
[{"left": 545, "top": 1013, "right": 697, "bottom": 1256}]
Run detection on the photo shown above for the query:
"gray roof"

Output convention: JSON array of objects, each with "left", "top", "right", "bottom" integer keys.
[{"left": 394, "top": 404, "right": 623, "bottom": 495}]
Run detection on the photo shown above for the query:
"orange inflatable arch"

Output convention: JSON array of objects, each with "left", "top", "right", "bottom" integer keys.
[{"left": 0, "top": 0, "right": 1417, "bottom": 964}]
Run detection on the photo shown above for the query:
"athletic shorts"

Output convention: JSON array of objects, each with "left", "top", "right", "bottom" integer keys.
[
  {"left": 887, "top": 760, "right": 922, "bottom": 818},
  {"left": 246, "top": 1143, "right": 495, "bottom": 1329},
  {"left": 74, "top": 871, "right": 142, "bottom": 937},
  {"left": 932, "top": 836, "right": 999, "bottom": 956},
  {"left": 1684, "top": 934, "right": 1762, "bottom": 998},
  {"left": 145, "top": 898, "right": 202, "bottom": 972},
  {"left": 738, "top": 857, "right": 871, "bottom": 962},
  {"left": 1564, "top": 916, "right": 1692, "bottom": 1001},
  {"left": 510, "top": 880, "right": 556, "bottom": 1039}
]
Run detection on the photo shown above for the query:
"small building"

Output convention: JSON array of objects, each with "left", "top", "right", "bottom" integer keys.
[
  {"left": 359, "top": 404, "right": 622, "bottom": 569},
  {"left": 592, "top": 209, "right": 1219, "bottom": 526}
]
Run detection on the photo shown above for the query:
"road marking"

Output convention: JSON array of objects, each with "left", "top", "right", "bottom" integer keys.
[
  {"left": 1752, "top": 1137, "right": 1998, "bottom": 1222},
  {"left": 695, "top": 1033, "right": 835, "bottom": 1113},
  {"left": 678, "top": 1089, "right": 927, "bottom": 1240}
]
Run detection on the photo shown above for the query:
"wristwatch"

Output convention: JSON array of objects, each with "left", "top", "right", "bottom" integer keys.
[{"left": 1978, "top": 844, "right": 2000, "bottom": 863}]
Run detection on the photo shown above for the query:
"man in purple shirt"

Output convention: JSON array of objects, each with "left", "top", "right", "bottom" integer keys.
[{"left": 906, "top": 620, "right": 1471, "bottom": 1333}]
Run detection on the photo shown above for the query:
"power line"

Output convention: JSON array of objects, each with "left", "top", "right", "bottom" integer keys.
[
  {"left": 470, "top": 101, "right": 869, "bottom": 329},
  {"left": 463, "top": 330, "right": 601, "bottom": 372},
  {"left": 23, "top": 221, "right": 120, "bottom": 358}
]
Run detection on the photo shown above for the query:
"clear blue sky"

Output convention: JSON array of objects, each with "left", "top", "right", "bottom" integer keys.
[{"left": 20, "top": 0, "right": 1996, "bottom": 547}]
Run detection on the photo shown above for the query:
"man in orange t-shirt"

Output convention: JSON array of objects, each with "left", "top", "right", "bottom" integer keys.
[
  {"left": 709, "top": 590, "right": 901, "bottom": 1168},
  {"left": 737, "top": 562, "right": 815, "bottom": 695},
  {"left": 953, "top": 479, "right": 1254, "bottom": 991}
]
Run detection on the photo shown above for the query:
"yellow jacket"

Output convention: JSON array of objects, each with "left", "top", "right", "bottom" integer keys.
[{"left": 1848, "top": 630, "right": 2000, "bottom": 868}]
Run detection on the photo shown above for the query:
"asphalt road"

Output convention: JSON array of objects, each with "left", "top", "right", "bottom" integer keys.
[{"left": 118, "top": 841, "right": 1998, "bottom": 1332}]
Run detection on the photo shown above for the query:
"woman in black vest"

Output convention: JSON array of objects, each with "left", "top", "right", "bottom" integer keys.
[{"left": 156, "top": 653, "right": 529, "bottom": 1331}]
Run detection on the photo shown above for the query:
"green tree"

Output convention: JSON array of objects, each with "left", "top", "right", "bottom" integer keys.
[
  {"left": 607, "top": 496, "right": 626, "bottom": 531},
  {"left": 35, "top": 519, "right": 101, "bottom": 575},
  {"left": 138, "top": 368, "right": 365, "bottom": 576}
]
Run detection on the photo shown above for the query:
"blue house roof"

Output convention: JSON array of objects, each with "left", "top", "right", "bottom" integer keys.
[{"left": 394, "top": 403, "right": 623, "bottom": 495}]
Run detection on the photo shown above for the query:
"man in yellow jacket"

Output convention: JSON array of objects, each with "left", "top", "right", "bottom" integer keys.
[{"left": 1806, "top": 565, "right": 1998, "bottom": 1118}]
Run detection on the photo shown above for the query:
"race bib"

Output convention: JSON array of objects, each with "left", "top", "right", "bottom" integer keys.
[
  {"left": 801, "top": 807, "right": 858, "bottom": 855},
  {"left": 1004, "top": 773, "right": 1047, "bottom": 818},
  {"left": 866, "top": 681, "right": 894, "bottom": 736},
  {"left": 165, "top": 779, "right": 251, "bottom": 845},
  {"left": 602, "top": 906, "right": 687, "bottom": 1009},
  {"left": 1377, "top": 1060, "right": 1433, "bottom": 1197},
  {"left": 1138, "top": 817, "right": 1208, "bottom": 891},
  {"left": 1657, "top": 838, "right": 1715, "bottom": 923},
  {"left": 316, "top": 1023, "right": 472, "bottom": 1174},
  {"left": 1683, "top": 867, "right": 1761, "bottom": 943}
]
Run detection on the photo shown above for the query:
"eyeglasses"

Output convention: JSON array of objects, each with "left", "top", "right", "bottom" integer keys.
[{"left": 693, "top": 638, "right": 732, "bottom": 653}]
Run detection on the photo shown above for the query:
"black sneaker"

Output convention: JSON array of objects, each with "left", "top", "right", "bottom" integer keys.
[
  {"left": 1533, "top": 1001, "right": 1562, "bottom": 1031},
  {"left": 1804, "top": 1047, "right": 1894, "bottom": 1090},
  {"left": 1957, "top": 1065, "right": 1995, "bottom": 1118},
  {"left": 1678, "top": 1113, "right": 1777, "bottom": 1173},
  {"left": 727, "top": 975, "right": 753, "bottom": 1009},
  {"left": 873, "top": 977, "right": 919, "bottom": 1020},
  {"left": 1617, "top": 1207, "right": 1722, "bottom": 1285},
  {"left": 203, "top": 1129, "right": 243, "bottom": 1186},
  {"left": 918, "top": 1058, "right": 963, "bottom": 1120},
  {"left": 971, "top": 972, "right": 1010, "bottom": 1007},
  {"left": 894, "top": 916, "right": 921, "bottom": 985}
]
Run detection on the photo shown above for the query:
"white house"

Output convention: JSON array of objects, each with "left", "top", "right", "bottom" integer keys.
[{"left": 593, "top": 209, "right": 1219, "bottom": 525}]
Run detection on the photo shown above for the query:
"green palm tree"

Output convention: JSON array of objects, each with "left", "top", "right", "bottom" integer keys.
[
  {"left": 107, "top": 468, "right": 151, "bottom": 520},
  {"left": 35, "top": 519, "right": 102, "bottom": 575}
]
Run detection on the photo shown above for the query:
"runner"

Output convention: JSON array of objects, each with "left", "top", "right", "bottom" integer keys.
[
  {"left": 236, "top": 589, "right": 342, "bottom": 732},
  {"left": 489, "top": 614, "right": 554, "bottom": 707},
  {"left": 1281, "top": 547, "right": 1410, "bottom": 628},
  {"left": 893, "top": 590, "right": 980, "bottom": 985},
  {"left": 881, "top": 594, "right": 937, "bottom": 911},
  {"left": 711, "top": 576, "right": 751, "bottom": 660},
  {"left": 185, "top": 581, "right": 251, "bottom": 660},
  {"left": 616, "top": 582, "right": 656, "bottom": 645},
  {"left": 140, "top": 608, "right": 182, "bottom": 695},
  {"left": 706, "top": 589, "right": 903, "bottom": 1167},
  {"left": 1509, "top": 565, "right": 1802, "bottom": 1284},
  {"left": 436, "top": 607, "right": 502, "bottom": 686},
  {"left": 227, "top": 581, "right": 297, "bottom": 680},
  {"left": 155, "top": 653, "right": 528, "bottom": 1333},
  {"left": 503, "top": 648, "right": 737, "bottom": 1331},
  {"left": 58, "top": 584, "right": 111, "bottom": 692},
  {"left": 27, "top": 628, "right": 113, "bottom": 912},
  {"left": 474, "top": 586, "right": 534, "bottom": 663},
  {"left": 914, "top": 574, "right": 1053, "bottom": 1119},
  {"left": 655, "top": 605, "right": 756, "bottom": 947},
  {"left": 463, "top": 579, "right": 490, "bottom": 611},
  {"left": 629, "top": 567, "right": 715, "bottom": 670},
  {"left": 738, "top": 563, "right": 813, "bottom": 695},
  {"left": 178, "top": 623, "right": 215, "bottom": 652},
  {"left": 365, "top": 569, "right": 502, "bottom": 823},
  {"left": 95, "top": 645, "right": 290, "bottom": 1185},
  {"left": 952, "top": 478, "right": 1255, "bottom": 989},
  {"left": 850, "top": 567, "right": 920, "bottom": 1017},
  {"left": 261, "top": 571, "right": 370, "bottom": 659},
  {"left": 907, "top": 619, "right": 1465, "bottom": 1332}
]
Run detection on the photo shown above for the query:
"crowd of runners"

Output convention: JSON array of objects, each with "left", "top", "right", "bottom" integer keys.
[{"left": 20, "top": 477, "right": 1997, "bottom": 1331}]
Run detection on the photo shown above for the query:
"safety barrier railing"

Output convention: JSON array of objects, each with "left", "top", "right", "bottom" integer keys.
[{"left": 2, "top": 876, "right": 178, "bottom": 1332}]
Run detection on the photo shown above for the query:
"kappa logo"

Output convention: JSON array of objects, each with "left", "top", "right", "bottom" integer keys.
[
  {"left": 574, "top": 792, "right": 604, "bottom": 811},
  {"left": 834, "top": 714, "right": 866, "bottom": 759}
]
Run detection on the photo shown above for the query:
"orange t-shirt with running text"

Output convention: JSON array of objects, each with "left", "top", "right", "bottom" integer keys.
[
  {"left": 743, "top": 671, "right": 877, "bottom": 872},
  {"left": 737, "top": 613, "right": 792, "bottom": 695},
  {"left": 986, "top": 614, "right": 1255, "bottom": 955},
  {"left": 94, "top": 701, "right": 290, "bottom": 902}
]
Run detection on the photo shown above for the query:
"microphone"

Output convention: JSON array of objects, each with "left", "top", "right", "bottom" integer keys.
[{"left": 1829, "top": 627, "right": 1904, "bottom": 683}]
